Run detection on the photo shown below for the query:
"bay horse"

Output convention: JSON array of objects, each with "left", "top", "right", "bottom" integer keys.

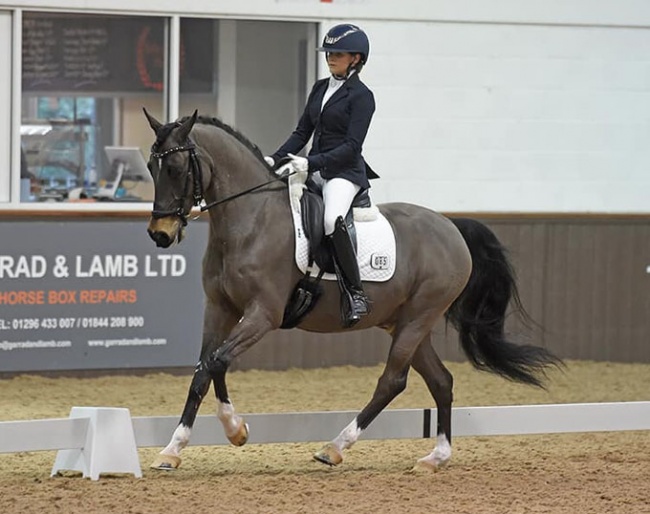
[{"left": 143, "top": 109, "right": 561, "bottom": 471}]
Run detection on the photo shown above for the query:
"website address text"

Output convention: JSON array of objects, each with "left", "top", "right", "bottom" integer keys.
[
  {"left": 87, "top": 337, "right": 167, "bottom": 348},
  {"left": 0, "top": 339, "right": 72, "bottom": 351}
]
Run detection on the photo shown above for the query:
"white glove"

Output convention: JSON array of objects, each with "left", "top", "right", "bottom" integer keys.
[
  {"left": 275, "top": 162, "right": 292, "bottom": 177},
  {"left": 264, "top": 156, "right": 275, "bottom": 167},
  {"left": 287, "top": 153, "right": 309, "bottom": 173}
]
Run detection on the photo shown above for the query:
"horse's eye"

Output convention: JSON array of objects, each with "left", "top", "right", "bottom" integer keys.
[
  {"left": 165, "top": 166, "right": 186, "bottom": 182},
  {"left": 147, "top": 160, "right": 161, "bottom": 180}
]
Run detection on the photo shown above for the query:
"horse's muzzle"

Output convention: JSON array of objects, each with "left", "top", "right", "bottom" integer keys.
[
  {"left": 148, "top": 216, "right": 183, "bottom": 248},
  {"left": 148, "top": 229, "right": 173, "bottom": 248}
]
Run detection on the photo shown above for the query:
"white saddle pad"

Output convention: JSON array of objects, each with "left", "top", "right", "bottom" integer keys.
[{"left": 288, "top": 171, "right": 396, "bottom": 282}]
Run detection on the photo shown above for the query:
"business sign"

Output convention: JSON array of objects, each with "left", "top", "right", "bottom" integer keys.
[{"left": 0, "top": 220, "right": 207, "bottom": 372}]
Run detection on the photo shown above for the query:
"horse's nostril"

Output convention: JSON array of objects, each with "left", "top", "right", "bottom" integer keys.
[{"left": 148, "top": 230, "right": 172, "bottom": 248}]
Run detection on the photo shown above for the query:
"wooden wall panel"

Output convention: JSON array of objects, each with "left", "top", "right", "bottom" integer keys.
[{"left": 480, "top": 217, "right": 648, "bottom": 363}]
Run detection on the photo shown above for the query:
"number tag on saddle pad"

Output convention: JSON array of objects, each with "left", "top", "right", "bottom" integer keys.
[{"left": 288, "top": 172, "right": 396, "bottom": 282}]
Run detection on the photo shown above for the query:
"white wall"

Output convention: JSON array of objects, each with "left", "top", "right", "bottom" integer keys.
[
  {"left": 4, "top": 0, "right": 650, "bottom": 27},
  {"left": 1, "top": 2, "right": 649, "bottom": 212},
  {"left": 351, "top": 20, "right": 650, "bottom": 212},
  {"left": 0, "top": 11, "right": 11, "bottom": 202}
]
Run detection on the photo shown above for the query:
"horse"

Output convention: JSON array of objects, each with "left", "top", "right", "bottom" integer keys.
[{"left": 143, "top": 109, "right": 562, "bottom": 471}]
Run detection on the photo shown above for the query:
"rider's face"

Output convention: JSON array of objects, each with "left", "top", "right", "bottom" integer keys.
[{"left": 326, "top": 52, "right": 359, "bottom": 77}]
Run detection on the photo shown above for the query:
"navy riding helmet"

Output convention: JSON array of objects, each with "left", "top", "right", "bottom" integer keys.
[{"left": 317, "top": 24, "right": 370, "bottom": 64}]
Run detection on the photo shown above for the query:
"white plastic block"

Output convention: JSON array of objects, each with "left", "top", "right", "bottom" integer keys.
[{"left": 51, "top": 407, "right": 142, "bottom": 480}]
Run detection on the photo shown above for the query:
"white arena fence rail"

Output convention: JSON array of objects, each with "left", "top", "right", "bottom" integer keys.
[{"left": 0, "top": 402, "right": 648, "bottom": 480}]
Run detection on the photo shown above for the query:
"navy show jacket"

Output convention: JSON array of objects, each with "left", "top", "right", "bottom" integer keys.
[{"left": 271, "top": 73, "right": 377, "bottom": 189}]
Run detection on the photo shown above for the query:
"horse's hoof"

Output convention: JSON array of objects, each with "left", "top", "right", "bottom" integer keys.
[
  {"left": 313, "top": 443, "right": 343, "bottom": 466},
  {"left": 411, "top": 461, "right": 439, "bottom": 473},
  {"left": 412, "top": 456, "right": 448, "bottom": 473},
  {"left": 227, "top": 422, "right": 249, "bottom": 446},
  {"left": 150, "top": 454, "right": 181, "bottom": 470}
]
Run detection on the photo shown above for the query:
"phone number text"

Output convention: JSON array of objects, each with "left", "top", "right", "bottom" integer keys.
[{"left": 0, "top": 316, "right": 145, "bottom": 330}]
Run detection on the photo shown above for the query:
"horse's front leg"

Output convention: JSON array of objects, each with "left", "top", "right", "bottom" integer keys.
[
  {"left": 149, "top": 360, "right": 211, "bottom": 469},
  {"left": 150, "top": 301, "right": 238, "bottom": 470},
  {"left": 207, "top": 302, "right": 277, "bottom": 447}
]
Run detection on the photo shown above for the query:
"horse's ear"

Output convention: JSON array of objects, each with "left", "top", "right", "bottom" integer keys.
[
  {"left": 143, "top": 108, "right": 163, "bottom": 134},
  {"left": 176, "top": 110, "right": 198, "bottom": 142}
]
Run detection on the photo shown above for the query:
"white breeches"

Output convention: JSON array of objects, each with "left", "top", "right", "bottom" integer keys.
[{"left": 322, "top": 177, "right": 361, "bottom": 235}]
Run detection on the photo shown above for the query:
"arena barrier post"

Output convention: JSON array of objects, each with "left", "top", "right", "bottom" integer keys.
[{"left": 51, "top": 407, "right": 142, "bottom": 480}]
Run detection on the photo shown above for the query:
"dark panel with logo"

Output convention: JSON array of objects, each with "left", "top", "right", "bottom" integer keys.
[{"left": 0, "top": 218, "right": 206, "bottom": 372}]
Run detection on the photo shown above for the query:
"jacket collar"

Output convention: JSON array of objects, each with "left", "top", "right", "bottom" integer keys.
[{"left": 320, "top": 73, "right": 360, "bottom": 112}]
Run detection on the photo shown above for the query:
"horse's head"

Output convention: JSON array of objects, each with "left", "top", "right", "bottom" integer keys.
[{"left": 144, "top": 108, "right": 207, "bottom": 248}]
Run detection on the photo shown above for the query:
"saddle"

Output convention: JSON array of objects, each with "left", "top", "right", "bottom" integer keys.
[
  {"left": 299, "top": 172, "right": 371, "bottom": 274},
  {"left": 280, "top": 170, "right": 371, "bottom": 329}
]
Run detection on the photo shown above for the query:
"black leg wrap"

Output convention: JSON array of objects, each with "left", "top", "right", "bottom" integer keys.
[
  {"left": 207, "top": 349, "right": 229, "bottom": 375},
  {"left": 327, "top": 216, "right": 370, "bottom": 328},
  {"left": 207, "top": 350, "right": 230, "bottom": 403}
]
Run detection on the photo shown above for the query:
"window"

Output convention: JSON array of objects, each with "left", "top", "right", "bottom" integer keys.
[
  {"left": 179, "top": 19, "right": 315, "bottom": 160},
  {"left": 17, "top": 13, "right": 315, "bottom": 205},
  {"left": 21, "top": 12, "right": 166, "bottom": 203}
]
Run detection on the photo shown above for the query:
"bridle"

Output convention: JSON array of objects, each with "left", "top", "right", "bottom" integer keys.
[
  {"left": 150, "top": 137, "right": 296, "bottom": 225},
  {"left": 150, "top": 140, "right": 204, "bottom": 226}
]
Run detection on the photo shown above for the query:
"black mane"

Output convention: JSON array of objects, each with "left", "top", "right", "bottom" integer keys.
[{"left": 177, "top": 115, "right": 272, "bottom": 171}]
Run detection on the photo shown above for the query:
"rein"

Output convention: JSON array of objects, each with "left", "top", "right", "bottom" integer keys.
[
  {"left": 151, "top": 138, "right": 296, "bottom": 220},
  {"left": 200, "top": 170, "right": 295, "bottom": 212}
]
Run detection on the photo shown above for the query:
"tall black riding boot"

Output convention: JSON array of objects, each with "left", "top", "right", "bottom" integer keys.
[{"left": 327, "top": 216, "right": 371, "bottom": 328}]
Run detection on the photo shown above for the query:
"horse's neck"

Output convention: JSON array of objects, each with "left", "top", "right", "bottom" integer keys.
[{"left": 198, "top": 128, "right": 288, "bottom": 242}]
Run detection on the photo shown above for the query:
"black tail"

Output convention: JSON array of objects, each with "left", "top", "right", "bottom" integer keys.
[{"left": 446, "top": 218, "right": 562, "bottom": 388}]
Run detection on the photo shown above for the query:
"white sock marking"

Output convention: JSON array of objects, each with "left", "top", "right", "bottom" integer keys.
[
  {"left": 161, "top": 424, "right": 191, "bottom": 457},
  {"left": 332, "top": 418, "right": 362, "bottom": 451},
  {"left": 217, "top": 401, "right": 243, "bottom": 437},
  {"left": 432, "top": 433, "right": 452, "bottom": 464}
]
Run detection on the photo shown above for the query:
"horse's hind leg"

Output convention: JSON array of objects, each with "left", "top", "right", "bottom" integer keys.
[
  {"left": 410, "top": 335, "right": 454, "bottom": 471},
  {"left": 313, "top": 318, "right": 435, "bottom": 467}
]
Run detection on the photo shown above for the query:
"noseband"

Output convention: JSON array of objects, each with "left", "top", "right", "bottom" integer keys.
[{"left": 150, "top": 141, "right": 204, "bottom": 226}]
